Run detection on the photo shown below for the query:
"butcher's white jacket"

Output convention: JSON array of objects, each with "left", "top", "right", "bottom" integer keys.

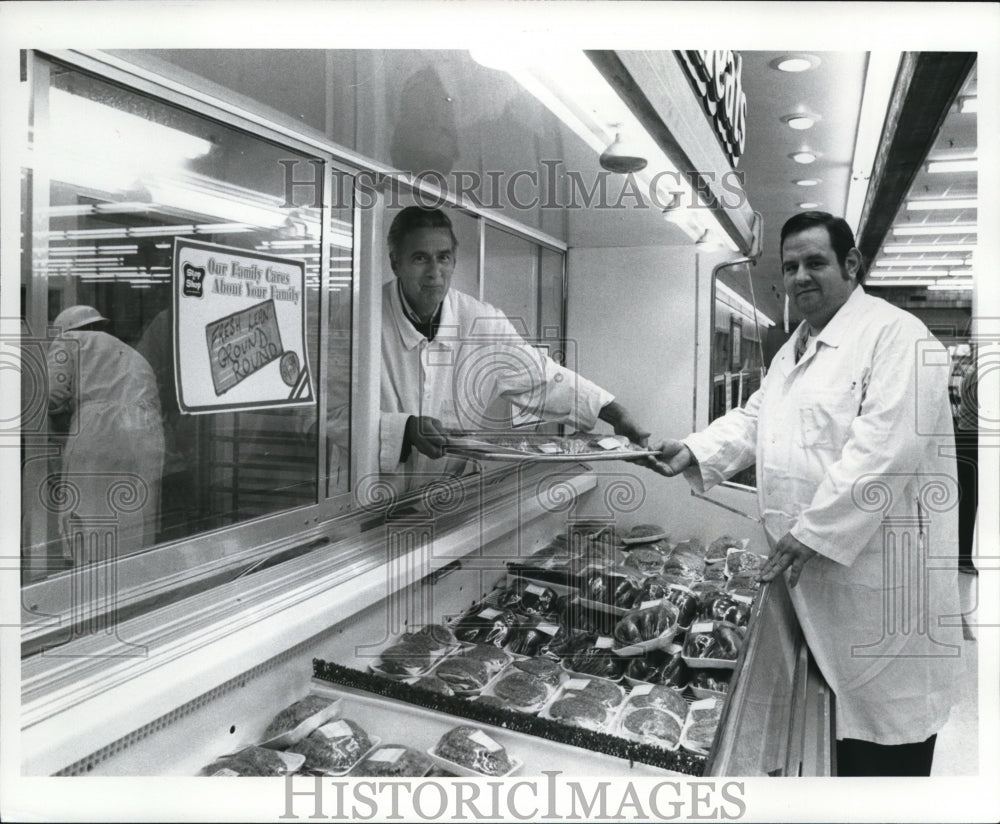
[
  {"left": 683, "top": 287, "right": 962, "bottom": 745},
  {"left": 380, "top": 281, "right": 613, "bottom": 493}
]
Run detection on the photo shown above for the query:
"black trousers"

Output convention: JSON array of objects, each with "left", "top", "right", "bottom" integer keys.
[
  {"left": 836, "top": 735, "right": 937, "bottom": 777},
  {"left": 954, "top": 430, "right": 978, "bottom": 570}
]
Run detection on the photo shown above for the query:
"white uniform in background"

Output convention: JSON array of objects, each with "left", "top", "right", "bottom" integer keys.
[
  {"left": 47, "top": 330, "right": 165, "bottom": 560},
  {"left": 379, "top": 280, "right": 613, "bottom": 494},
  {"left": 683, "top": 287, "right": 961, "bottom": 745}
]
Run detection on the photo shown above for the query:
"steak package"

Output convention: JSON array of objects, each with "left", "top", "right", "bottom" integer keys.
[
  {"left": 261, "top": 694, "right": 341, "bottom": 745},
  {"left": 622, "top": 683, "right": 689, "bottom": 722},
  {"left": 554, "top": 674, "right": 624, "bottom": 709},
  {"left": 578, "top": 567, "right": 642, "bottom": 610},
  {"left": 432, "top": 655, "right": 492, "bottom": 693},
  {"left": 626, "top": 647, "right": 690, "bottom": 690},
  {"left": 350, "top": 745, "right": 432, "bottom": 777},
  {"left": 664, "top": 585, "right": 699, "bottom": 628},
  {"left": 565, "top": 639, "right": 628, "bottom": 680},
  {"left": 452, "top": 606, "right": 519, "bottom": 647},
  {"left": 504, "top": 614, "right": 564, "bottom": 658},
  {"left": 706, "top": 535, "right": 745, "bottom": 564},
  {"left": 621, "top": 523, "right": 670, "bottom": 545},
  {"left": 202, "top": 746, "right": 304, "bottom": 777},
  {"left": 680, "top": 698, "right": 724, "bottom": 755},
  {"left": 542, "top": 693, "right": 610, "bottom": 731},
  {"left": 432, "top": 725, "right": 515, "bottom": 776},
  {"left": 622, "top": 545, "right": 667, "bottom": 577},
  {"left": 287, "top": 719, "right": 374, "bottom": 775},
  {"left": 612, "top": 601, "right": 680, "bottom": 650},
  {"left": 724, "top": 548, "right": 767, "bottom": 579},
  {"left": 682, "top": 621, "right": 744, "bottom": 666},
  {"left": 617, "top": 705, "right": 683, "bottom": 750},
  {"left": 662, "top": 539, "right": 706, "bottom": 579},
  {"left": 699, "top": 592, "right": 751, "bottom": 627},
  {"left": 690, "top": 669, "right": 733, "bottom": 695},
  {"left": 483, "top": 668, "right": 557, "bottom": 712}
]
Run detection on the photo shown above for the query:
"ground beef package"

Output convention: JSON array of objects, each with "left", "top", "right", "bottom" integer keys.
[
  {"left": 288, "top": 719, "right": 374, "bottom": 774},
  {"left": 203, "top": 746, "right": 303, "bottom": 777},
  {"left": 432, "top": 726, "right": 515, "bottom": 776},
  {"left": 262, "top": 694, "right": 340, "bottom": 744},
  {"left": 350, "top": 745, "right": 432, "bottom": 777}
]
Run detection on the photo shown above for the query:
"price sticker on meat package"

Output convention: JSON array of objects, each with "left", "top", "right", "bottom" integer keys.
[{"left": 174, "top": 238, "right": 314, "bottom": 413}]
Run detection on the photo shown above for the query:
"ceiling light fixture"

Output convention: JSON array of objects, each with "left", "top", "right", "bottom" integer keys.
[
  {"left": 906, "top": 198, "right": 977, "bottom": 211},
  {"left": 599, "top": 125, "right": 648, "bottom": 174},
  {"left": 882, "top": 243, "right": 976, "bottom": 254},
  {"left": 892, "top": 224, "right": 976, "bottom": 236},
  {"left": 798, "top": 201, "right": 820, "bottom": 209},
  {"left": 926, "top": 159, "right": 977, "bottom": 174},
  {"left": 844, "top": 51, "right": 902, "bottom": 233},
  {"left": 790, "top": 151, "right": 817, "bottom": 164},
  {"left": 794, "top": 179, "right": 821, "bottom": 187},
  {"left": 784, "top": 114, "right": 816, "bottom": 131},
  {"left": 874, "top": 258, "right": 972, "bottom": 267},
  {"left": 772, "top": 55, "right": 819, "bottom": 73}
]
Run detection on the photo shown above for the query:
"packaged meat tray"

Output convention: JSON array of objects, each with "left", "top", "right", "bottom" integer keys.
[
  {"left": 508, "top": 655, "right": 564, "bottom": 686},
  {"left": 698, "top": 591, "right": 752, "bottom": 627},
  {"left": 443, "top": 432, "right": 659, "bottom": 462},
  {"left": 287, "top": 720, "right": 379, "bottom": 776},
  {"left": 611, "top": 600, "right": 680, "bottom": 656},
  {"left": 688, "top": 669, "right": 733, "bottom": 699},
  {"left": 624, "top": 645, "right": 690, "bottom": 691},
  {"left": 705, "top": 536, "right": 748, "bottom": 564},
  {"left": 202, "top": 746, "right": 305, "bottom": 776},
  {"left": 260, "top": 692, "right": 342, "bottom": 748},
  {"left": 681, "top": 621, "right": 745, "bottom": 669},
  {"left": 679, "top": 698, "right": 724, "bottom": 756},
  {"left": 349, "top": 744, "right": 433, "bottom": 777},
  {"left": 577, "top": 567, "right": 642, "bottom": 611},
  {"left": 480, "top": 664, "right": 562, "bottom": 713},
  {"left": 562, "top": 636, "right": 628, "bottom": 681},
  {"left": 427, "top": 726, "right": 521, "bottom": 777},
  {"left": 539, "top": 690, "right": 613, "bottom": 732},
  {"left": 724, "top": 547, "right": 768, "bottom": 579},
  {"left": 614, "top": 702, "right": 684, "bottom": 751},
  {"left": 621, "top": 545, "right": 667, "bottom": 577},
  {"left": 620, "top": 682, "right": 689, "bottom": 724},
  {"left": 664, "top": 584, "right": 699, "bottom": 628},
  {"left": 662, "top": 539, "right": 706, "bottom": 579},
  {"left": 368, "top": 629, "right": 459, "bottom": 679},
  {"left": 551, "top": 673, "right": 625, "bottom": 709},
  {"left": 504, "top": 614, "right": 565, "bottom": 658},
  {"left": 430, "top": 654, "right": 494, "bottom": 694},
  {"left": 450, "top": 605, "right": 520, "bottom": 647},
  {"left": 621, "top": 523, "right": 670, "bottom": 545}
]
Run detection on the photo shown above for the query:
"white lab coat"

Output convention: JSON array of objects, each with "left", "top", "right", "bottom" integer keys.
[
  {"left": 380, "top": 281, "right": 613, "bottom": 494},
  {"left": 684, "top": 288, "right": 962, "bottom": 744},
  {"left": 47, "top": 330, "right": 165, "bottom": 559}
]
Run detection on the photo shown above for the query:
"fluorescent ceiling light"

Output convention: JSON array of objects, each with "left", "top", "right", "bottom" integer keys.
[
  {"left": 844, "top": 51, "right": 902, "bottom": 233},
  {"left": 960, "top": 97, "right": 977, "bottom": 114},
  {"left": 893, "top": 224, "right": 976, "bottom": 236},
  {"left": 790, "top": 151, "right": 817, "bottom": 164},
  {"left": 774, "top": 56, "right": 817, "bottom": 73},
  {"left": 794, "top": 179, "right": 821, "bottom": 187},
  {"left": 927, "top": 159, "right": 977, "bottom": 174},
  {"left": 798, "top": 201, "right": 820, "bottom": 209},
  {"left": 716, "top": 280, "right": 775, "bottom": 328},
  {"left": 906, "top": 198, "right": 977, "bottom": 211},
  {"left": 882, "top": 243, "right": 975, "bottom": 254},
  {"left": 785, "top": 115, "right": 816, "bottom": 131},
  {"left": 867, "top": 278, "right": 945, "bottom": 287},
  {"left": 875, "top": 258, "right": 971, "bottom": 267}
]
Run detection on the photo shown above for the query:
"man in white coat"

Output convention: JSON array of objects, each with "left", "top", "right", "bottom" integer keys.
[
  {"left": 380, "top": 206, "right": 657, "bottom": 495},
  {"left": 656, "top": 212, "right": 962, "bottom": 776}
]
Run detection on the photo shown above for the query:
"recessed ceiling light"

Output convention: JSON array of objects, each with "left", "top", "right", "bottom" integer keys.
[
  {"left": 926, "top": 159, "right": 977, "bottom": 174},
  {"left": 794, "top": 179, "right": 821, "bottom": 187},
  {"left": 790, "top": 151, "right": 817, "bottom": 164},
  {"left": 784, "top": 115, "right": 816, "bottom": 131},
  {"left": 798, "top": 202, "right": 820, "bottom": 209},
  {"left": 906, "top": 198, "right": 977, "bottom": 211},
  {"left": 771, "top": 55, "right": 820, "bottom": 73}
]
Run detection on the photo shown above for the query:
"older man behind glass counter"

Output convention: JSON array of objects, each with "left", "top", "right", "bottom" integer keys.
[
  {"left": 380, "top": 206, "right": 661, "bottom": 493},
  {"left": 655, "top": 212, "right": 962, "bottom": 776}
]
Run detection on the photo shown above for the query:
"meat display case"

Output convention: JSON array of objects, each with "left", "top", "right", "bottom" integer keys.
[{"left": 21, "top": 461, "right": 832, "bottom": 777}]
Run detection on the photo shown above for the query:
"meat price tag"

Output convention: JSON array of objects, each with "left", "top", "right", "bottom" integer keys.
[
  {"left": 537, "top": 443, "right": 562, "bottom": 454},
  {"left": 315, "top": 720, "right": 353, "bottom": 740},
  {"left": 691, "top": 621, "right": 714, "bottom": 634},
  {"left": 525, "top": 584, "right": 546, "bottom": 596},
  {"left": 630, "top": 683, "right": 654, "bottom": 696},
  {"left": 690, "top": 698, "right": 718, "bottom": 712},
  {"left": 639, "top": 599, "right": 662, "bottom": 610},
  {"left": 469, "top": 730, "right": 502, "bottom": 752},
  {"left": 564, "top": 679, "right": 590, "bottom": 691},
  {"left": 537, "top": 622, "right": 559, "bottom": 635},
  {"left": 595, "top": 636, "right": 615, "bottom": 649},
  {"left": 595, "top": 436, "right": 624, "bottom": 450},
  {"left": 368, "top": 747, "right": 405, "bottom": 764},
  {"left": 478, "top": 608, "right": 502, "bottom": 619}
]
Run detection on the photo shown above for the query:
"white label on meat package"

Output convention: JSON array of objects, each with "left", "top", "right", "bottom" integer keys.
[
  {"left": 525, "top": 584, "right": 546, "bottom": 596},
  {"left": 595, "top": 636, "right": 615, "bottom": 649},
  {"left": 595, "top": 436, "right": 624, "bottom": 450},
  {"left": 732, "top": 593, "right": 753, "bottom": 604},
  {"left": 639, "top": 599, "right": 662, "bottom": 610},
  {"left": 630, "top": 683, "right": 654, "bottom": 696},
  {"left": 537, "top": 622, "right": 559, "bottom": 635},
  {"left": 368, "top": 747, "right": 405, "bottom": 764},
  {"left": 315, "top": 720, "right": 352, "bottom": 740},
  {"left": 690, "top": 698, "right": 718, "bottom": 711},
  {"left": 691, "top": 621, "right": 714, "bottom": 634},
  {"left": 538, "top": 442, "right": 561, "bottom": 454},
  {"left": 469, "top": 730, "right": 502, "bottom": 752},
  {"left": 478, "top": 608, "right": 502, "bottom": 619},
  {"left": 564, "top": 678, "right": 590, "bottom": 691}
]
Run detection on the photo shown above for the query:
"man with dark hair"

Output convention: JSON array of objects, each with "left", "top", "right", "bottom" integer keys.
[
  {"left": 381, "top": 205, "right": 659, "bottom": 492},
  {"left": 655, "top": 211, "right": 961, "bottom": 776}
]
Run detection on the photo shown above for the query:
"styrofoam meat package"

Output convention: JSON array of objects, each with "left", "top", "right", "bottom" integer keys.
[
  {"left": 367, "top": 626, "right": 460, "bottom": 679},
  {"left": 611, "top": 599, "right": 680, "bottom": 656},
  {"left": 538, "top": 673, "right": 626, "bottom": 732},
  {"left": 724, "top": 546, "right": 768, "bottom": 579},
  {"left": 286, "top": 719, "right": 381, "bottom": 776},
  {"left": 688, "top": 668, "right": 733, "bottom": 700},
  {"left": 202, "top": 746, "right": 305, "bottom": 776},
  {"left": 427, "top": 725, "right": 522, "bottom": 777},
  {"left": 478, "top": 658, "right": 565, "bottom": 713},
  {"left": 681, "top": 620, "right": 745, "bottom": 669},
  {"left": 259, "top": 689, "right": 343, "bottom": 749},
  {"left": 680, "top": 697, "right": 725, "bottom": 755},
  {"left": 612, "top": 684, "right": 688, "bottom": 751},
  {"left": 624, "top": 643, "right": 690, "bottom": 690},
  {"left": 348, "top": 744, "right": 434, "bottom": 777},
  {"left": 705, "top": 536, "right": 749, "bottom": 565}
]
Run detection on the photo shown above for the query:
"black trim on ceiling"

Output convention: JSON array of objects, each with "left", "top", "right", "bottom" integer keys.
[
  {"left": 584, "top": 50, "right": 746, "bottom": 252},
  {"left": 857, "top": 52, "right": 977, "bottom": 265}
]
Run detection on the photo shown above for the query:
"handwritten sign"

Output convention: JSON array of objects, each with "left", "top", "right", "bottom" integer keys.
[{"left": 174, "top": 238, "right": 313, "bottom": 414}]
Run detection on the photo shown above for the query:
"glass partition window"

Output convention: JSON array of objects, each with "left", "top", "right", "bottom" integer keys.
[
  {"left": 20, "top": 61, "right": 353, "bottom": 586},
  {"left": 709, "top": 261, "right": 770, "bottom": 488}
]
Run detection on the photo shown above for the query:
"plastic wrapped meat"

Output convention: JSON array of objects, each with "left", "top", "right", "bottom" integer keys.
[
  {"left": 706, "top": 535, "right": 742, "bottom": 564},
  {"left": 411, "top": 675, "right": 456, "bottom": 696},
  {"left": 546, "top": 695, "right": 608, "bottom": 731},
  {"left": 288, "top": 719, "right": 373, "bottom": 773},
  {"left": 699, "top": 593, "right": 751, "bottom": 627},
  {"left": 566, "top": 677, "right": 625, "bottom": 709},
  {"left": 460, "top": 644, "right": 512, "bottom": 677},
  {"left": 433, "top": 656, "right": 491, "bottom": 692},
  {"left": 376, "top": 642, "right": 434, "bottom": 676},
  {"left": 690, "top": 669, "right": 732, "bottom": 694},
  {"left": 663, "top": 539, "right": 706, "bottom": 578},
  {"left": 351, "top": 745, "right": 432, "bottom": 777},
  {"left": 613, "top": 602, "right": 678, "bottom": 646},
  {"left": 567, "top": 644, "right": 627, "bottom": 680},
  {"left": 622, "top": 546, "right": 666, "bottom": 577},
  {"left": 665, "top": 586, "right": 699, "bottom": 628},
  {"left": 510, "top": 656, "right": 563, "bottom": 686},
  {"left": 621, "top": 707, "right": 683, "bottom": 748},
  {"left": 725, "top": 549, "right": 767, "bottom": 579},
  {"left": 622, "top": 523, "right": 669, "bottom": 544},
  {"left": 491, "top": 671, "right": 551, "bottom": 710},
  {"left": 262, "top": 695, "right": 337, "bottom": 740},
  {"left": 434, "top": 726, "right": 514, "bottom": 776},
  {"left": 452, "top": 607, "right": 519, "bottom": 647},
  {"left": 636, "top": 575, "right": 672, "bottom": 603},
  {"left": 626, "top": 684, "right": 689, "bottom": 720},
  {"left": 410, "top": 624, "right": 457, "bottom": 650},
  {"left": 203, "top": 746, "right": 299, "bottom": 776},
  {"left": 683, "top": 622, "right": 743, "bottom": 661}
]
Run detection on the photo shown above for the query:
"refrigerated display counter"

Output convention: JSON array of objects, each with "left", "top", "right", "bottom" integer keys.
[{"left": 21, "top": 461, "right": 832, "bottom": 777}]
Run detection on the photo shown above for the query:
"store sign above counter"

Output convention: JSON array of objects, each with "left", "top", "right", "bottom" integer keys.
[
  {"left": 677, "top": 50, "right": 747, "bottom": 167},
  {"left": 173, "top": 238, "right": 314, "bottom": 414}
]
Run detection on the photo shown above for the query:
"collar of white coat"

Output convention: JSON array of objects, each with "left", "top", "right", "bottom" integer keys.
[
  {"left": 388, "top": 280, "right": 457, "bottom": 351},
  {"left": 784, "top": 286, "right": 868, "bottom": 371}
]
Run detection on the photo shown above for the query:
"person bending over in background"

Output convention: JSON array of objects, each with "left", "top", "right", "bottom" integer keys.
[
  {"left": 380, "top": 206, "right": 664, "bottom": 494},
  {"left": 654, "top": 212, "right": 962, "bottom": 777}
]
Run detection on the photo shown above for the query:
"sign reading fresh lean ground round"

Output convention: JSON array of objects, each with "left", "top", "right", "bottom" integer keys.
[{"left": 173, "top": 238, "right": 314, "bottom": 413}]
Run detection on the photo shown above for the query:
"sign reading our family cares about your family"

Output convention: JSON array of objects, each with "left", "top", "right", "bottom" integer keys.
[{"left": 173, "top": 238, "right": 314, "bottom": 414}]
